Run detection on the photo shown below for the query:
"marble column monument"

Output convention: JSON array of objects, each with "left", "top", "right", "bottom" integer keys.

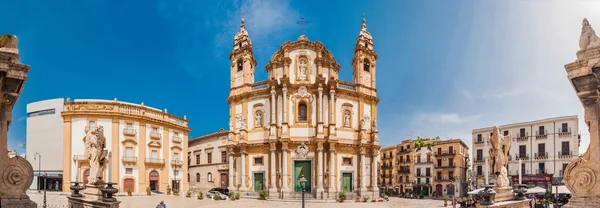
[
  {"left": 562, "top": 18, "right": 600, "bottom": 208},
  {"left": 0, "top": 34, "right": 36, "bottom": 208}
]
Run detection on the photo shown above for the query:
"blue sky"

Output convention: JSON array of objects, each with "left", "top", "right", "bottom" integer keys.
[{"left": 1, "top": 0, "right": 599, "bottom": 155}]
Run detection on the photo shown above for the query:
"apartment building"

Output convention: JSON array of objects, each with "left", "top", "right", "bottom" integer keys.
[
  {"left": 188, "top": 130, "right": 229, "bottom": 192},
  {"left": 413, "top": 137, "right": 439, "bottom": 196},
  {"left": 379, "top": 145, "right": 397, "bottom": 192},
  {"left": 432, "top": 139, "right": 469, "bottom": 197},
  {"left": 471, "top": 115, "right": 580, "bottom": 188},
  {"left": 396, "top": 140, "right": 414, "bottom": 194}
]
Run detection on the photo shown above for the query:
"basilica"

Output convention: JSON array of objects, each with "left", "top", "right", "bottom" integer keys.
[{"left": 225, "top": 17, "right": 380, "bottom": 199}]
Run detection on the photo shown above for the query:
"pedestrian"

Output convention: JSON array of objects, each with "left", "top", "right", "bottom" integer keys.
[
  {"left": 159, "top": 200, "right": 166, "bottom": 208},
  {"left": 452, "top": 196, "right": 456, "bottom": 208}
]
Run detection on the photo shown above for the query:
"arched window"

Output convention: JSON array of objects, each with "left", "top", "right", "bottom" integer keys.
[
  {"left": 363, "top": 59, "right": 370, "bottom": 72},
  {"left": 237, "top": 59, "right": 243, "bottom": 72},
  {"left": 196, "top": 173, "right": 200, "bottom": 183},
  {"left": 298, "top": 102, "right": 307, "bottom": 121},
  {"left": 238, "top": 43, "right": 242, "bottom": 49},
  {"left": 364, "top": 42, "right": 367, "bottom": 48},
  {"left": 207, "top": 172, "right": 213, "bottom": 182}
]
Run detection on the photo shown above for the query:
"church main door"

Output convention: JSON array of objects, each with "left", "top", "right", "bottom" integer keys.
[
  {"left": 342, "top": 173, "right": 353, "bottom": 192},
  {"left": 294, "top": 161, "right": 312, "bottom": 192}
]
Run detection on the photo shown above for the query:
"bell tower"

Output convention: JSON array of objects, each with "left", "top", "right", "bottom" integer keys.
[
  {"left": 352, "top": 17, "right": 378, "bottom": 88},
  {"left": 230, "top": 18, "right": 257, "bottom": 89}
]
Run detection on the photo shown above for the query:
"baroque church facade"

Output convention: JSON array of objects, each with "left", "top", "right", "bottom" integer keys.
[{"left": 225, "top": 18, "right": 380, "bottom": 198}]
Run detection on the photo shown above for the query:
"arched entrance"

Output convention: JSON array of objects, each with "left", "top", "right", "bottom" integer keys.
[
  {"left": 123, "top": 178, "right": 135, "bottom": 192},
  {"left": 149, "top": 171, "right": 159, "bottom": 191},
  {"left": 435, "top": 184, "right": 443, "bottom": 197},
  {"left": 446, "top": 184, "right": 455, "bottom": 196}
]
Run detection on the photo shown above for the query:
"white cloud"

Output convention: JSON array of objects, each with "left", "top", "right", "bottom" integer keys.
[{"left": 417, "top": 113, "right": 480, "bottom": 124}]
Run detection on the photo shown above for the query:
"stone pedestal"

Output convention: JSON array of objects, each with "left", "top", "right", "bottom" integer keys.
[
  {"left": 476, "top": 199, "right": 530, "bottom": 208},
  {"left": 0, "top": 197, "right": 37, "bottom": 208},
  {"left": 68, "top": 196, "right": 121, "bottom": 208},
  {"left": 492, "top": 187, "right": 513, "bottom": 203},
  {"left": 84, "top": 184, "right": 106, "bottom": 200}
]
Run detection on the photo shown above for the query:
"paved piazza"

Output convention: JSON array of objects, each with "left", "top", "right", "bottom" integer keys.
[{"left": 28, "top": 193, "right": 447, "bottom": 208}]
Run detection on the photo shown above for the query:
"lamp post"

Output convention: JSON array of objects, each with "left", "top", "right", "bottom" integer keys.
[
  {"left": 299, "top": 176, "right": 307, "bottom": 208},
  {"left": 34, "top": 152, "right": 41, "bottom": 193},
  {"left": 43, "top": 172, "right": 47, "bottom": 208}
]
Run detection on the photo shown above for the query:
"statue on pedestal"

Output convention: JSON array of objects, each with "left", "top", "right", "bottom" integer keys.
[
  {"left": 486, "top": 126, "right": 513, "bottom": 203},
  {"left": 84, "top": 126, "right": 109, "bottom": 186}
]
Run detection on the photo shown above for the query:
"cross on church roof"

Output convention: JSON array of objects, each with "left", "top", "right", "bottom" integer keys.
[{"left": 296, "top": 17, "right": 310, "bottom": 35}]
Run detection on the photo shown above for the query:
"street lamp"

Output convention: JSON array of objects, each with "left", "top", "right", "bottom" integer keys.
[
  {"left": 299, "top": 176, "right": 308, "bottom": 208},
  {"left": 43, "top": 172, "right": 47, "bottom": 208},
  {"left": 34, "top": 153, "right": 41, "bottom": 193}
]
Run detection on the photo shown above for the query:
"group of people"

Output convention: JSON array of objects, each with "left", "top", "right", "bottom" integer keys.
[{"left": 156, "top": 200, "right": 166, "bottom": 208}]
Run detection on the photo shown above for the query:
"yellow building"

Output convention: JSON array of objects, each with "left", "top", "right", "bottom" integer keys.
[
  {"left": 379, "top": 146, "right": 396, "bottom": 190},
  {"left": 61, "top": 98, "right": 191, "bottom": 193},
  {"left": 432, "top": 139, "right": 469, "bottom": 197},
  {"left": 396, "top": 140, "right": 414, "bottom": 193}
]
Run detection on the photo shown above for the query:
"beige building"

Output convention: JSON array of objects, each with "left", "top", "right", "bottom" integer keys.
[
  {"left": 432, "top": 139, "right": 469, "bottom": 197},
  {"left": 61, "top": 98, "right": 191, "bottom": 193},
  {"left": 379, "top": 146, "right": 396, "bottom": 191},
  {"left": 226, "top": 17, "right": 380, "bottom": 199},
  {"left": 396, "top": 140, "right": 414, "bottom": 193},
  {"left": 188, "top": 130, "right": 229, "bottom": 192}
]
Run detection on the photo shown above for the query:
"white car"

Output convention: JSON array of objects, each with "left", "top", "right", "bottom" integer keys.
[{"left": 206, "top": 190, "right": 227, "bottom": 200}]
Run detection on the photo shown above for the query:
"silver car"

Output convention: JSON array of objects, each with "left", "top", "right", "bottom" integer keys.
[{"left": 206, "top": 190, "right": 227, "bottom": 200}]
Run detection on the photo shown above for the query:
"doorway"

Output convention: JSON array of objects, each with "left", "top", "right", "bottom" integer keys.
[
  {"left": 220, "top": 173, "right": 228, "bottom": 189},
  {"left": 435, "top": 184, "right": 443, "bottom": 196},
  {"left": 294, "top": 161, "right": 312, "bottom": 192},
  {"left": 149, "top": 171, "right": 159, "bottom": 191},
  {"left": 254, "top": 173, "right": 264, "bottom": 191},
  {"left": 342, "top": 173, "right": 353, "bottom": 192},
  {"left": 123, "top": 178, "right": 135, "bottom": 192}
]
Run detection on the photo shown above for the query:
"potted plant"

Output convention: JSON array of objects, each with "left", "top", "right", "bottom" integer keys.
[
  {"left": 228, "top": 192, "right": 235, "bottom": 201},
  {"left": 197, "top": 192, "right": 203, "bottom": 200},
  {"left": 443, "top": 196, "right": 449, "bottom": 207},
  {"left": 173, "top": 189, "right": 180, "bottom": 196},
  {"left": 338, "top": 192, "right": 346, "bottom": 203},
  {"left": 371, "top": 199, "right": 376, "bottom": 202},
  {"left": 258, "top": 190, "right": 268, "bottom": 200},
  {"left": 234, "top": 192, "right": 240, "bottom": 200},
  {"left": 166, "top": 185, "right": 171, "bottom": 195},
  {"left": 355, "top": 198, "right": 361, "bottom": 202},
  {"left": 127, "top": 188, "right": 132, "bottom": 196},
  {"left": 186, "top": 190, "right": 191, "bottom": 198},
  {"left": 213, "top": 193, "right": 220, "bottom": 200},
  {"left": 146, "top": 187, "right": 151, "bottom": 196},
  {"left": 362, "top": 196, "right": 370, "bottom": 202}
]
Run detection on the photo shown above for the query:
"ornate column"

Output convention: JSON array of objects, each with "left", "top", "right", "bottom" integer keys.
[
  {"left": 241, "top": 152, "right": 246, "bottom": 189},
  {"left": 329, "top": 90, "right": 336, "bottom": 138},
  {"left": 282, "top": 87, "right": 289, "bottom": 137},
  {"left": 317, "top": 87, "right": 324, "bottom": 136},
  {"left": 372, "top": 150, "right": 379, "bottom": 191},
  {"left": 270, "top": 87, "right": 277, "bottom": 138},
  {"left": 270, "top": 143, "right": 276, "bottom": 190},
  {"left": 228, "top": 151, "right": 235, "bottom": 190},
  {"left": 317, "top": 143, "right": 324, "bottom": 193},
  {"left": 329, "top": 149, "right": 335, "bottom": 192},
  {"left": 282, "top": 143, "right": 289, "bottom": 191},
  {"left": 360, "top": 148, "right": 368, "bottom": 192}
]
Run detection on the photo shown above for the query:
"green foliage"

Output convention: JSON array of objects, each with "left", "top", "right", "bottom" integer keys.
[
  {"left": 213, "top": 193, "right": 220, "bottom": 200},
  {"left": 443, "top": 196, "right": 449, "bottom": 202},
  {"left": 127, "top": 188, "right": 132, "bottom": 193},
  {"left": 186, "top": 190, "right": 191, "bottom": 197},
  {"left": 362, "top": 196, "right": 370, "bottom": 202},
  {"left": 258, "top": 190, "right": 269, "bottom": 199},
  {"left": 146, "top": 187, "right": 151, "bottom": 193},
  {"left": 197, "top": 192, "right": 203, "bottom": 199},
  {"left": 167, "top": 185, "right": 171, "bottom": 192},
  {"left": 234, "top": 192, "right": 240, "bottom": 199},
  {"left": 338, "top": 192, "right": 347, "bottom": 200},
  {"left": 173, "top": 189, "right": 179, "bottom": 195}
]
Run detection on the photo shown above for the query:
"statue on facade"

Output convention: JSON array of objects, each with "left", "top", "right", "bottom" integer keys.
[
  {"left": 344, "top": 111, "right": 351, "bottom": 127},
  {"left": 255, "top": 111, "right": 262, "bottom": 127},
  {"left": 298, "top": 59, "right": 307, "bottom": 80},
  {"left": 84, "top": 126, "right": 109, "bottom": 185},
  {"left": 580, "top": 18, "right": 600, "bottom": 51},
  {"left": 488, "top": 126, "right": 511, "bottom": 187},
  {"left": 372, "top": 120, "right": 378, "bottom": 132}
]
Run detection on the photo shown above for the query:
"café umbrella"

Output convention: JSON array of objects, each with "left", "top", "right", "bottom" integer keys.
[
  {"left": 467, "top": 188, "right": 485, "bottom": 195},
  {"left": 526, "top": 186, "right": 547, "bottom": 194}
]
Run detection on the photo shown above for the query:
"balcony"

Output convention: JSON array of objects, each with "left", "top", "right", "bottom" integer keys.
[
  {"left": 123, "top": 128, "right": 137, "bottom": 136},
  {"left": 149, "top": 131, "right": 161, "bottom": 140},
  {"left": 171, "top": 159, "right": 184, "bottom": 166},
  {"left": 398, "top": 169, "right": 411, "bottom": 174},
  {"left": 145, "top": 158, "right": 165, "bottom": 165},
  {"left": 398, "top": 148, "right": 411, "bottom": 154},
  {"left": 558, "top": 151, "right": 573, "bottom": 158},
  {"left": 535, "top": 130, "right": 548, "bottom": 139},
  {"left": 436, "top": 164, "right": 456, "bottom": 169},
  {"left": 122, "top": 156, "right": 137, "bottom": 164},
  {"left": 535, "top": 169, "right": 548, "bottom": 174},
  {"left": 435, "top": 177, "right": 456, "bottom": 182},
  {"left": 172, "top": 135, "right": 182, "bottom": 143},
  {"left": 516, "top": 153, "right": 529, "bottom": 160},
  {"left": 558, "top": 127, "right": 572, "bottom": 136},
  {"left": 435, "top": 150, "right": 456, "bottom": 156},
  {"left": 534, "top": 152, "right": 548, "bottom": 159},
  {"left": 84, "top": 126, "right": 97, "bottom": 133},
  {"left": 516, "top": 133, "right": 528, "bottom": 142},
  {"left": 474, "top": 139, "right": 484, "bottom": 144},
  {"left": 474, "top": 157, "right": 485, "bottom": 164}
]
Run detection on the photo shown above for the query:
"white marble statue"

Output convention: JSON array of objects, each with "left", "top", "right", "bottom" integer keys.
[
  {"left": 255, "top": 111, "right": 262, "bottom": 127},
  {"left": 580, "top": 18, "right": 600, "bottom": 50},
  {"left": 344, "top": 111, "right": 351, "bottom": 127},
  {"left": 299, "top": 59, "right": 307, "bottom": 80},
  {"left": 488, "top": 126, "right": 511, "bottom": 187},
  {"left": 84, "top": 126, "right": 109, "bottom": 185}
]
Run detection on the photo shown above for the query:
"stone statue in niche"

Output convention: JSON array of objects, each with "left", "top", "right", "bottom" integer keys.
[
  {"left": 298, "top": 59, "right": 307, "bottom": 80},
  {"left": 373, "top": 120, "right": 378, "bottom": 132},
  {"left": 255, "top": 111, "right": 262, "bottom": 128},
  {"left": 580, "top": 18, "right": 600, "bottom": 50},
  {"left": 84, "top": 126, "right": 109, "bottom": 185},
  {"left": 343, "top": 111, "right": 351, "bottom": 127}
]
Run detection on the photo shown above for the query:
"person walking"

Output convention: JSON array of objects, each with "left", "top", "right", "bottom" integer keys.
[{"left": 452, "top": 196, "right": 456, "bottom": 208}]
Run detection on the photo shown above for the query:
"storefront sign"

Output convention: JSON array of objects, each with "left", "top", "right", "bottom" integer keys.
[{"left": 511, "top": 174, "right": 553, "bottom": 184}]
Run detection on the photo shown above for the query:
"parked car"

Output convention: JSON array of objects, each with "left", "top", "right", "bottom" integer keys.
[
  {"left": 209, "top": 188, "right": 229, "bottom": 195},
  {"left": 206, "top": 190, "right": 228, "bottom": 200}
]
